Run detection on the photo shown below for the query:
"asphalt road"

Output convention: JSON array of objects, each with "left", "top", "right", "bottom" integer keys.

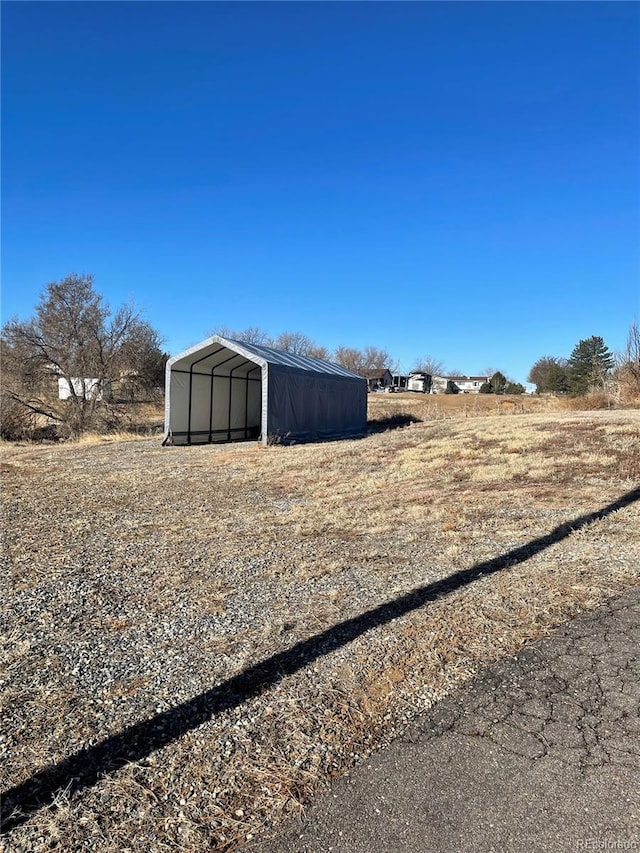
[{"left": 255, "top": 586, "right": 640, "bottom": 853}]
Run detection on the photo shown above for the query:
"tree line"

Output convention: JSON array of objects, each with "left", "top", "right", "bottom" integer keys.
[
  {"left": 215, "top": 331, "right": 527, "bottom": 393},
  {"left": 1, "top": 275, "right": 396, "bottom": 439},
  {"left": 211, "top": 325, "right": 393, "bottom": 374},
  {"left": 4, "top": 273, "right": 638, "bottom": 439},
  {"left": 527, "top": 332, "right": 640, "bottom": 396}
]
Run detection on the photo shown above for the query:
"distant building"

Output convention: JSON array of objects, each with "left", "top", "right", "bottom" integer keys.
[
  {"left": 58, "top": 377, "right": 111, "bottom": 401},
  {"left": 407, "top": 372, "right": 432, "bottom": 393},
  {"left": 362, "top": 368, "right": 394, "bottom": 392},
  {"left": 431, "top": 375, "right": 489, "bottom": 394},
  {"left": 392, "top": 374, "right": 409, "bottom": 390}
]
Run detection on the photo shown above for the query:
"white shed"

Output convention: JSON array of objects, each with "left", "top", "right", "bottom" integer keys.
[
  {"left": 58, "top": 377, "right": 111, "bottom": 401},
  {"left": 163, "top": 336, "right": 367, "bottom": 446}
]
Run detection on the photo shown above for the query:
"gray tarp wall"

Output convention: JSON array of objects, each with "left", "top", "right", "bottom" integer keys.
[{"left": 164, "top": 336, "right": 367, "bottom": 446}]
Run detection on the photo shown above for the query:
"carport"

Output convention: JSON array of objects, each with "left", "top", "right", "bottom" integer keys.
[{"left": 163, "top": 336, "right": 367, "bottom": 446}]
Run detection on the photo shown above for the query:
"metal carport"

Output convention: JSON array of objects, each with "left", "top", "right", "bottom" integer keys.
[{"left": 163, "top": 336, "right": 367, "bottom": 446}]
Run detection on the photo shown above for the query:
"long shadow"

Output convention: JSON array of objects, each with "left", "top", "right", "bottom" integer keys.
[
  {"left": 2, "top": 486, "right": 639, "bottom": 833},
  {"left": 367, "top": 413, "right": 422, "bottom": 434}
]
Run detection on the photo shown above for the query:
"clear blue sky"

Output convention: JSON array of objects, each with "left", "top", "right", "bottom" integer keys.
[{"left": 2, "top": 1, "right": 639, "bottom": 383}]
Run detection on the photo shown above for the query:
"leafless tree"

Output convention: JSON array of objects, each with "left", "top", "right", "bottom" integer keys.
[
  {"left": 1, "top": 273, "right": 164, "bottom": 437},
  {"left": 210, "top": 326, "right": 394, "bottom": 371},
  {"left": 305, "top": 344, "right": 332, "bottom": 361},
  {"left": 333, "top": 346, "right": 362, "bottom": 373},
  {"left": 210, "top": 325, "right": 272, "bottom": 345},
  {"left": 334, "top": 345, "right": 395, "bottom": 374},
  {"left": 363, "top": 346, "right": 395, "bottom": 371},
  {"left": 616, "top": 320, "right": 640, "bottom": 400},
  {"left": 271, "top": 331, "right": 330, "bottom": 360},
  {"left": 412, "top": 354, "right": 445, "bottom": 375},
  {"left": 211, "top": 326, "right": 331, "bottom": 360}
]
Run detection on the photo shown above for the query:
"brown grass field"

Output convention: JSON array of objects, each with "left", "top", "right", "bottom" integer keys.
[{"left": 1, "top": 394, "right": 639, "bottom": 851}]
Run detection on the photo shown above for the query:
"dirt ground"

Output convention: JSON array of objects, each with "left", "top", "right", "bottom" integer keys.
[{"left": 1, "top": 403, "right": 639, "bottom": 851}]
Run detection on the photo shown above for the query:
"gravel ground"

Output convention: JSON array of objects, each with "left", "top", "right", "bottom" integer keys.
[{"left": 1, "top": 408, "right": 639, "bottom": 851}]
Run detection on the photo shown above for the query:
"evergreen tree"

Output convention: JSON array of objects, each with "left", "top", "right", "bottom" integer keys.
[
  {"left": 477, "top": 372, "right": 506, "bottom": 394},
  {"left": 546, "top": 361, "right": 570, "bottom": 394},
  {"left": 489, "top": 371, "right": 507, "bottom": 394},
  {"left": 567, "top": 336, "right": 614, "bottom": 395}
]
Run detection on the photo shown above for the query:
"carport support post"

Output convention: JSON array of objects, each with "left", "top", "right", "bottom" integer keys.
[
  {"left": 208, "top": 368, "right": 214, "bottom": 444},
  {"left": 246, "top": 366, "right": 260, "bottom": 439},
  {"left": 228, "top": 364, "right": 239, "bottom": 442},
  {"left": 187, "top": 367, "right": 193, "bottom": 445},
  {"left": 244, "top": 372, "right": 249, "bottom": 438}
]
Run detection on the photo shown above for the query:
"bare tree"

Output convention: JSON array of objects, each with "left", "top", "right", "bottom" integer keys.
[
  {"left": 1, "top": 273, "right": 164, "bottom": 436},
  {"left": 271, "top": 331, "right": 330, "bottom": 360},
  {"left": 412, "top": 354, "right": 445, "bottom": 375},
  {"left": 234, "top": 326, "right": 271, "bottom": 345},
  {"left": 272, "top": 331, "right": 310, "bottom": 354},
  {"left": 1, "top": 337, "right": 59, "bottom": 438},
  {"left": 333, "top": 346, "right": 363, "bottom": 373},
  {"left": 209, "top": 325, "right": 272, "bottom": 345},
  {"left": 362, "top": 346, "right": 395, "bottom": 371},
  {"left": 210, "top": 326, "right": 331, "bottom": 360},
  {"left": 616, "top": 320, "right": 640, "bottom": 401},
  {"left": 334, "top": 345, "right": 395, "bottom": 374},
  {"left": 210, "top": 326, "right": 395, "bottom": 370},
  {"left": 118, "top": 323, "right": 167, "bottom": 401},
  {"left": 305, "top": 344, "right": 331, "bottom": 361}
]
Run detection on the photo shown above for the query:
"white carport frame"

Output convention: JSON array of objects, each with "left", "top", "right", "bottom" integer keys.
[{"left": 163, "top": 336, "right": 367, "bottom": 446}]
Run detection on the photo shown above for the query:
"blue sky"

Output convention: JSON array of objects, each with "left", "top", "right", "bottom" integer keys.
[{"left": 2, "top": 1, "right": 639, "bottom": 383}]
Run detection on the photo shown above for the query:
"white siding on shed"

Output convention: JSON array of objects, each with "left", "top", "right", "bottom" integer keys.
[{"left": 58, "top": 378, "right": 111, "bottom": 401}]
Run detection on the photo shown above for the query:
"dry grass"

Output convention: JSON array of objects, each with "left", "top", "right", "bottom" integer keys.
[
  {"left": 366, "top": 389, "right": 614, "bottom": 423},
  {"left": 72, "top": 429, "right": 159, "bottom": 445},
  {"left": 1, "top": 403, "right": 639, "bottom": 851}
]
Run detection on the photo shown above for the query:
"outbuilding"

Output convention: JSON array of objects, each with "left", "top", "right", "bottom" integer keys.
[
  {"left": 361, "top": 368, "right": 394, "bottom": 392},
  {"left": 58, "top": 377, "right": 111, "bottom": 401},
  {"left": 163, "top": 335, "right": 367, "bottom": 446}
]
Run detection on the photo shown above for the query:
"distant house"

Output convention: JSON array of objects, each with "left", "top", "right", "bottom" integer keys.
[
  {"left": 58, "top": 377, "right": 111, "bottom": 402},
  {"left": 407, "top": 372, "right": 432, "bottom": 393},
  {"left": 362, "top": 368, "right": 394, "bottom": 391},
  {"left": 431, "top": 375, "right": 489, "bottom": 394},
  {"left": 392, "top": 374, "right": 409, "bottom": 390}
]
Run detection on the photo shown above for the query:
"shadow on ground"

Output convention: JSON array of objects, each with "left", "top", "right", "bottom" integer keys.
[
  {"left": 2, "top": 485, "right": 639, "bottom": 834},
  {"left": 367, "top": 413, "right": 421, "bottom": 433}
]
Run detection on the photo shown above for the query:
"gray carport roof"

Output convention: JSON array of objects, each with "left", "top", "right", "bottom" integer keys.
[{"left": 168, "top": 337, "right": 363, "bottom": 378}]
